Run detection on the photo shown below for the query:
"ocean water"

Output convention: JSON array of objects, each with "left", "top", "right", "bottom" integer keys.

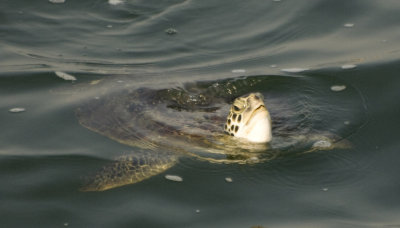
[{"left": 1, "top": 0, "right": 400, "bottom": 227}]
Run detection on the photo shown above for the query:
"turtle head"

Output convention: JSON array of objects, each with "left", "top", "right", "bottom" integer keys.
[{"left": 224, "top": 92, "right": 272, "bottom": 143}]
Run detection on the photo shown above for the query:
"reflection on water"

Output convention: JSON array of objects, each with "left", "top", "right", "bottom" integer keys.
[
  {"left": 1, "top": 0, "right": 400, "bottom": 227},
  {"left": 1, "top": 0, "right": 399, "bottom": 76}
]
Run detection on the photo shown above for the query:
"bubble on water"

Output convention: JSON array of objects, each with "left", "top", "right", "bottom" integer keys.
[
  {"left": 225, "top": 177, "right": 233, "bottom": 183},
  {"left": 49, "top": 0, "right": 65, "bottom": 3},
  {"left": 344, "top": 120, "right": 350, "bottom": 125},
  {"left": 281, "top": 68, "right": 309, "bottom": 73},
  {"left": 270, "top": 64, "right": 277, "bottom": 68},
  {"left": 165, "top": 28, "right": 178, "bottom": 35},
  {"left": 9, "top": 107, "right": 26, "bottom": 113},
  {"left": 195, "top": 209, "right": 200, "bottom": 213},
  {"left": 106, "top": 25, "right": 113, "bottom": 28},
  {"left": 232, "top": 69, "right": 246, "bottom": 73},
  {"left": 330, "top": 85, "right": 346, "bottom": 92},
  {"left": 165, "top": 175, "right": 183, "bottom": 182},
  {"left": 322, "top": 187, "right": 329, "bottom": 192},
  {"left": 344, "top": 23, "right": 354, "bottom": 28},
  {"left": 55, "top": 71, "right": 76, "bottom": 81},
  {"left": 108, "top": 0, "right": 124, "bottom": 5},
  {"left": 341, "top": 64, "right": 357, "bottom": 69},
  {"left": 63, "top": 222, "right": 69, "bottom": 227}
]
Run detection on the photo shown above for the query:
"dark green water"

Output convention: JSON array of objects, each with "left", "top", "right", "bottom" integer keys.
[{"left": 1, "top": 0, "right": 400, "bottom": 227}]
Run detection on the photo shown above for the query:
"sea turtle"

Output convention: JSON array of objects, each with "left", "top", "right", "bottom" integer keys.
[{"left": 75, "top": 75, "right": 365, "bottom": 191}]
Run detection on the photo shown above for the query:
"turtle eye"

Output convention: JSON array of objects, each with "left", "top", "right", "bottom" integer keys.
[{"left": 233, "top": 105, "right": 240, "bottom": 112}]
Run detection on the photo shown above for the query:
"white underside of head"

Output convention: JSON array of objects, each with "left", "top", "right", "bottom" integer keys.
[{"left": 236, "top": 108, "right": 272, "bottom": 143}]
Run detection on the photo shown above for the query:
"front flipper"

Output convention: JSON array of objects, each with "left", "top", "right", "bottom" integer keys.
[
  {"left": 81, "top": 153, "right": 177, "bottom": 192},
  {"left": 307, "top": 133, "right": 352, "bottom": 152}
]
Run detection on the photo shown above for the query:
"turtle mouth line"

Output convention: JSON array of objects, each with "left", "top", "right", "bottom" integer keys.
[
  {"left": 245, "top": 105, "right": 266, "bottom": 125},
  {"left": 254, "top": 105, "right": 265, "bottom": 112}
]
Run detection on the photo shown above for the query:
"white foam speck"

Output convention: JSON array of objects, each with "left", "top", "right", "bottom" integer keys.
[
  {"left": 281, "top": 68, "right": 309, "bottom": 73},
  {"left": 322, "top": 187, "right": 329, "bottom": 192},
  {"left": 330, "top": 85, "right": 346, "bottom": 92},
  {"left": 55, "top": 71, "right": 76, "bottom": 81},
  {"left": 344, "top": 23, "right": 354, "bottom": 28},
  {"left": 9, "top": 107, "right": 26, "bottom": 113},
  {"left": 344, "top": 120, "right": 350, "bottom": 125},
  {"left": 165, "top": 28, "right": 178, "bottom": 35},
  {"left": 225, "top": 177, "right": 233, "bottom": 183},
  {"left": 165, "top": 175, "right": 183, "bottom": 182},
  {"left": 108, "top": 0, "right": 124, "bottom": 5},
  {"left": 63, "top": 222, "right": 69, "bottom": 227},
  {"left": 195, "top": 209, "right": 200, "bottom": 213},
  {"left": 232, "top": 69, "right": 246, "bottom": 73},
  {"left": 341, "top": 64, "right": 357, "bottom": 69},
  {"left": 49, "top": 0, "right": 65, "bottom": 3},
  {"left": 270, "top": 64, "right": 277, "bottom": 68},
  {"left": 106, "top": 25, "right": 113, "bottom": 28}
]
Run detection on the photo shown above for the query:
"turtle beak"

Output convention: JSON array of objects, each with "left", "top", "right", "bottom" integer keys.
[{"left": 248, "top": 105, "right": 267, "bottom": 122}]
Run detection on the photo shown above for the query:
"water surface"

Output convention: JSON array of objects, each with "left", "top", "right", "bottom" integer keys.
[{"left": 1, "top": 0, "right": 400, "bottom": 227}]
